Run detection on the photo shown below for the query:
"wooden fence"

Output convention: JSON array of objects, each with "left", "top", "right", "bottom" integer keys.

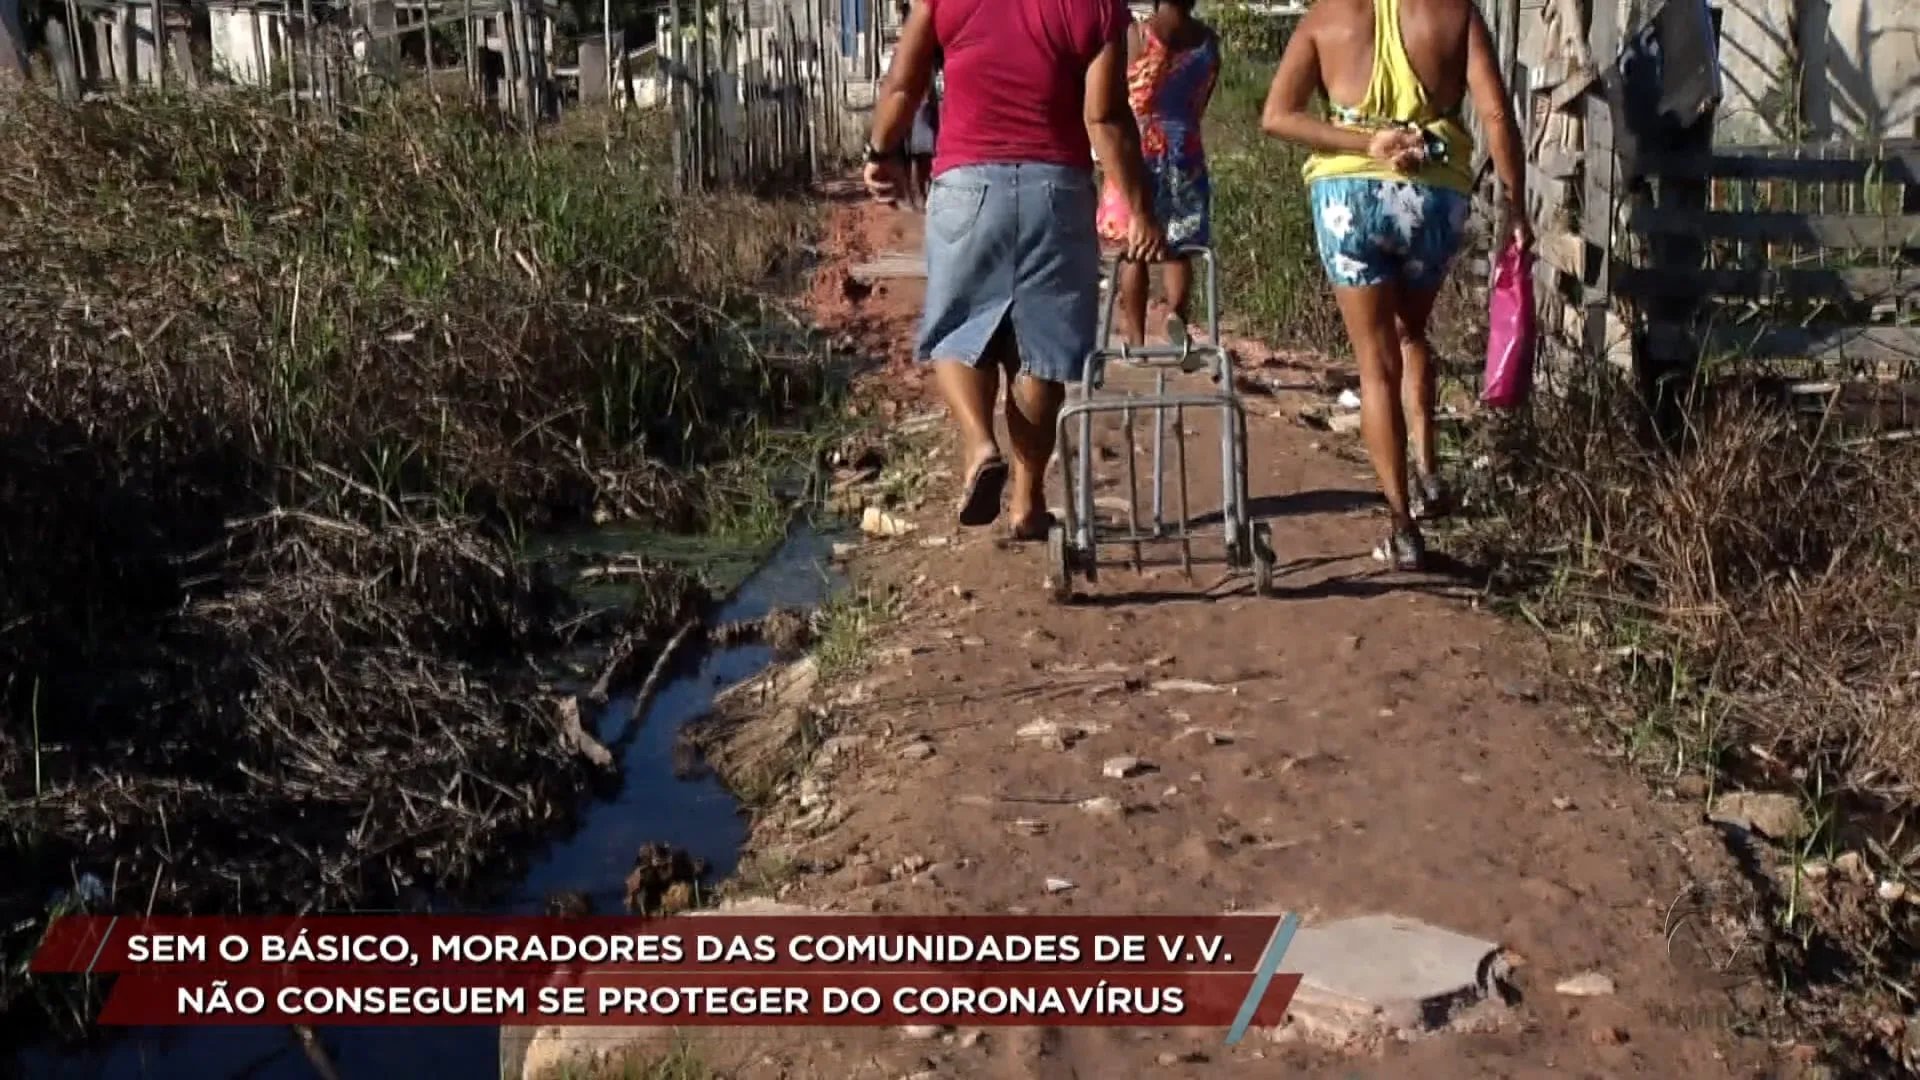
[
  {"left": 1488, "top": 0, "right": 1920, "bottom": 426},
  {"left": 12, "top": 0, "right": 873, "bottom": 191},
  {"left": 655, "top": 0, "right": 875, "bottom": 192},
  {"left": 1624, "top": 142, "right": 1920, "bottom": 387}
]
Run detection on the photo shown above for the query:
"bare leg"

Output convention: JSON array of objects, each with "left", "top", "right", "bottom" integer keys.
[
  {"left": 1000, "top": 334, "right": 1067, "bottom": 537},
  {"left": 932, "top": 350, "right": 1005, "bottom": 525},
  {"left": 1396, "top": 283, "right": 1444, "bottom": 481},
  {"left": 1331, "top": 282, "right": 1412, "bottom": 530},
  {"left": 1162, "top": 256, "right": 1193, "bottom": 326},
  {"left": 1115, "top": 260, "right": 1149, "bottom": 347}
]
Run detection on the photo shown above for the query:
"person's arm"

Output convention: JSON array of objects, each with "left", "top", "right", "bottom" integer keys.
[
  {"left": 1465, "top": 2, "right": 1526, "bottom": 236},
  {"left": 1258, "top": 16, "right": 1371, "bottom": 155},
  {"left": 871, "top": 2, "right": 937, "bottom": 153},
  {"left": 1087, "top": 24, "right": 1152, "bottom": 222}
]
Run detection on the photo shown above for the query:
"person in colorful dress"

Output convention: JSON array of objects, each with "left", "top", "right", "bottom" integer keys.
[
  {"left": 1260, "top": 0, "right": 1528, "bottom": 569},
  {"left": 1096, "top": 0, "right": 1222, "bottom": 349}
]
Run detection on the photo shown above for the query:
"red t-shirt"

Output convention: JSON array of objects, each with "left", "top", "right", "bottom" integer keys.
[{"left": 927, "top": 0, "right": 1132, "bottom": 176}]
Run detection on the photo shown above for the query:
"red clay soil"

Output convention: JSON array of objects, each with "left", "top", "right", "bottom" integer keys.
[{"left": 684, "top": 188, "right": 1812, "bottom": 1079}]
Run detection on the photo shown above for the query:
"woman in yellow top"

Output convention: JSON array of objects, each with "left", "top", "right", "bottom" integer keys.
[{"left": 1261, "top": 0, "right": 1528, "bottom": 570}]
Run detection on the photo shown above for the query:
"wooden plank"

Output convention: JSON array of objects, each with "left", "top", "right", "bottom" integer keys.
[
  {"left": 1537, "top": 229, "right": 1584, "bottom": 281},
  {"left": 1637, "top": 149, "right": 1920, "bottom": 186},
  {"left": 1580, "top": 0, "right": 1618, "bottom": 367},
  {"left": 1615, "top": 264, "right": 1920, "bottom": 301},
  {"left": 1629, "top": 207, "right": 1920, "bottom": 248},
  {"left": 1649, "top": 322, "right": 1920, "bottom": 366}
]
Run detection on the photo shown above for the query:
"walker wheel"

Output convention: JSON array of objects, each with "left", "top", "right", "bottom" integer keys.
[
  {"left": 1047, "top": 523, "right": 1074, "bottom": 603},
  {"left": 1252, "top": 522, "right": 1276, "bottom": 597}
]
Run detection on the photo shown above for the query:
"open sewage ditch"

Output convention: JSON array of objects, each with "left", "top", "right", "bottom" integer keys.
[
  {"left": 7, "top": 520, "right": 849, "bottom": 1080},
  {"left": 0, "top": 88, "right": 867, "bottom": 1076}
]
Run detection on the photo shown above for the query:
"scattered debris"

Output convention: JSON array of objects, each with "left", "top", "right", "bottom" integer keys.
[
  {"left": 1554, "top": 972, "right": 1616, "bottom": 997},
  {"left": 862, "top": 505, "right": 918, "bottom": 538},
  {"left": 1151, "top": 678, "right": 1231, "bottom": 695},
  {"left": 1708, "top": 791, "right": 1807, "bottom": 842},
  {"left": 624, "top": 843, "right": 709, "bottom": 914},
  {"left": 1078, "top": 796, "right": 1123, "bottom": 817},
  {"left": 554, "top": 696, "right": 614, "bottom": 769}
]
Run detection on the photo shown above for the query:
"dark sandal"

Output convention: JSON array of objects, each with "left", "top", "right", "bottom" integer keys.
[
  {"left": 1371, "top": 525, "right": 1426, "bottom": 571},
  {"left": 957, "top": 457, "right": 1009, "bottom": 527},
  {"left": 1411, "top": 473, "right": 1455, "bottom": 522}
]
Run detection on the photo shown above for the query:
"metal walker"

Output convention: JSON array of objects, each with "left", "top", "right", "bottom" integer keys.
[{"left": 1046, "top": 246, "right": 1276, "bottom": 601}]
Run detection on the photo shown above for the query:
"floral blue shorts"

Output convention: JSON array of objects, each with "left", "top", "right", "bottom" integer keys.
[{"left": 1309, "top": 177, "right": 1471, "bottom": 291}]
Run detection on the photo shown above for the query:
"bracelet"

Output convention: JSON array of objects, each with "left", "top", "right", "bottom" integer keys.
[{"left": 864, "top": 140, "right": 906, "bottom": 165}]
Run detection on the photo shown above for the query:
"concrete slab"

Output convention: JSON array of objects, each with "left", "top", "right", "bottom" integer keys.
[{"left": 1280, "top": 914, "right": 1505, "bottom": 1039}]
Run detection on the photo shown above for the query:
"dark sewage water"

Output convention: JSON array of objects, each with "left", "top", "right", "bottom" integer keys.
[{"left": 9, "top": 524, "right": 844, "bottom": 1080}]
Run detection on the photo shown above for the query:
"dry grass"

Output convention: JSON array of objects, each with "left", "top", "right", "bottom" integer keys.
[
  {"left": 0, "top": 89, "right": 830, "bottom": 1034},
  {"left": 1455, "top": 370, "right": 1920, "bottom": 1070}
]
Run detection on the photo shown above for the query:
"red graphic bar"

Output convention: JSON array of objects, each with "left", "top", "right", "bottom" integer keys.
[
  {"left": 96, "top": 969, "right": 1304, "bottom": 1027},
  {"left": 33, "top": 916, "right": 1280, "bottom": 974}
]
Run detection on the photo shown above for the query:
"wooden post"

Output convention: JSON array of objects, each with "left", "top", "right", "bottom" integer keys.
[
  {"left": 510, "top": 0, "right": 534, "bottom": 121},
  {"left": 579, "top": 39, "right": 606, "bottom": 102},
  {"left": 1582, "top": 0, "right": 1618, "bottom": 373},
  {"left": 423, "top": 2, "right": 437, "bottom": 96},
  {"left": 669, "top": 0, "right": 684, "bottom": 187},
  {"left": 117, "top": 2, "right": 137, "bottom": 88},
  {"left": 46, "top": 18, "right": 83, "bottom": 98},
  {"left": 301, "top": 0, "right": 318, "bottom": 110},
  {"left": 463, "top": 0, "right": 476, "bottom": 95},
  {"left": 152, "top": 0, "right": 165, "bottom": 84},
  {"left": 249, "top": 8, "right": 268, "bottom": 89},
  {"left": 696, "top": 0, "right": 710, "bottom": 186},
  {"left": 169, "top": 27, "right": 198, "bottom": 87},
  {"left": 64, "top": 0, "right": 85, "bottom": 84},
  {"left": 501, "top": 7, "right": 525, "bottom": 121}
]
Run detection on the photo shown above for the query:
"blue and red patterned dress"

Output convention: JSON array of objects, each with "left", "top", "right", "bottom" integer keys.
[{"left": 1096, "top": 23, "right": 1221, "bottom": 249}]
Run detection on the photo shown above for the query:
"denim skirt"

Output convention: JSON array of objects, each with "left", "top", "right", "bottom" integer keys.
[{"left": 915, "top": 162, "right": 1101, "bottom": 384}]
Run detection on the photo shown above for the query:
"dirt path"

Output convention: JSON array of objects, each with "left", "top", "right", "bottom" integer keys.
[{"left": 540, "top": 191, "right": 1807, "bottom": 1080}]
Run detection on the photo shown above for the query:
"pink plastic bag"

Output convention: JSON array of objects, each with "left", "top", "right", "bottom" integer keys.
[{"left": 1482, "top": 241, "right": 1536, "bottom": 410}]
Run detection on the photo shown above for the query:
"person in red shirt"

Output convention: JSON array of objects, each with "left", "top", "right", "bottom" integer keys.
[{"left": 866, "top": 0, "right": 1166, "bottom": 539}]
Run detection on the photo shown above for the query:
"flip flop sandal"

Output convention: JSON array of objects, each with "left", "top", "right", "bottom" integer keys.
[
  {"left": 1371, "top": 526, "right": 1426, "bottom": 571},
  {"left": 1167, "top": 315, "right": 1208, "bottom": 375},
  {"left": 957, "top": 457, "right": 1009, "bottom": 527},
  {"left": 1411, "top": 474, "right": 1455, "bottom": 522}
]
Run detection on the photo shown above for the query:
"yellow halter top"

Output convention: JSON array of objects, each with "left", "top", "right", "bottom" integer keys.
[{"left": 1301, "top": 0, "right": 1475, "bottom": 193}]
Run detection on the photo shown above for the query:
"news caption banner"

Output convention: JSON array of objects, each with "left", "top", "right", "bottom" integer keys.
[{"left": 34, "top": 915, "right": 1302, "bottom": 1044}]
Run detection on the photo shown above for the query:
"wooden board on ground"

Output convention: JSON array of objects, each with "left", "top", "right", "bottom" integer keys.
[{"left": 849, "top": 249, "right": 924, "bottom": 281}]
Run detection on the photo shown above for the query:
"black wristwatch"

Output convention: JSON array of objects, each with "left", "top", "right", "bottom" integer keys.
[{"left": 864, "top": 140, "right": 905, "bottom": 165}]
